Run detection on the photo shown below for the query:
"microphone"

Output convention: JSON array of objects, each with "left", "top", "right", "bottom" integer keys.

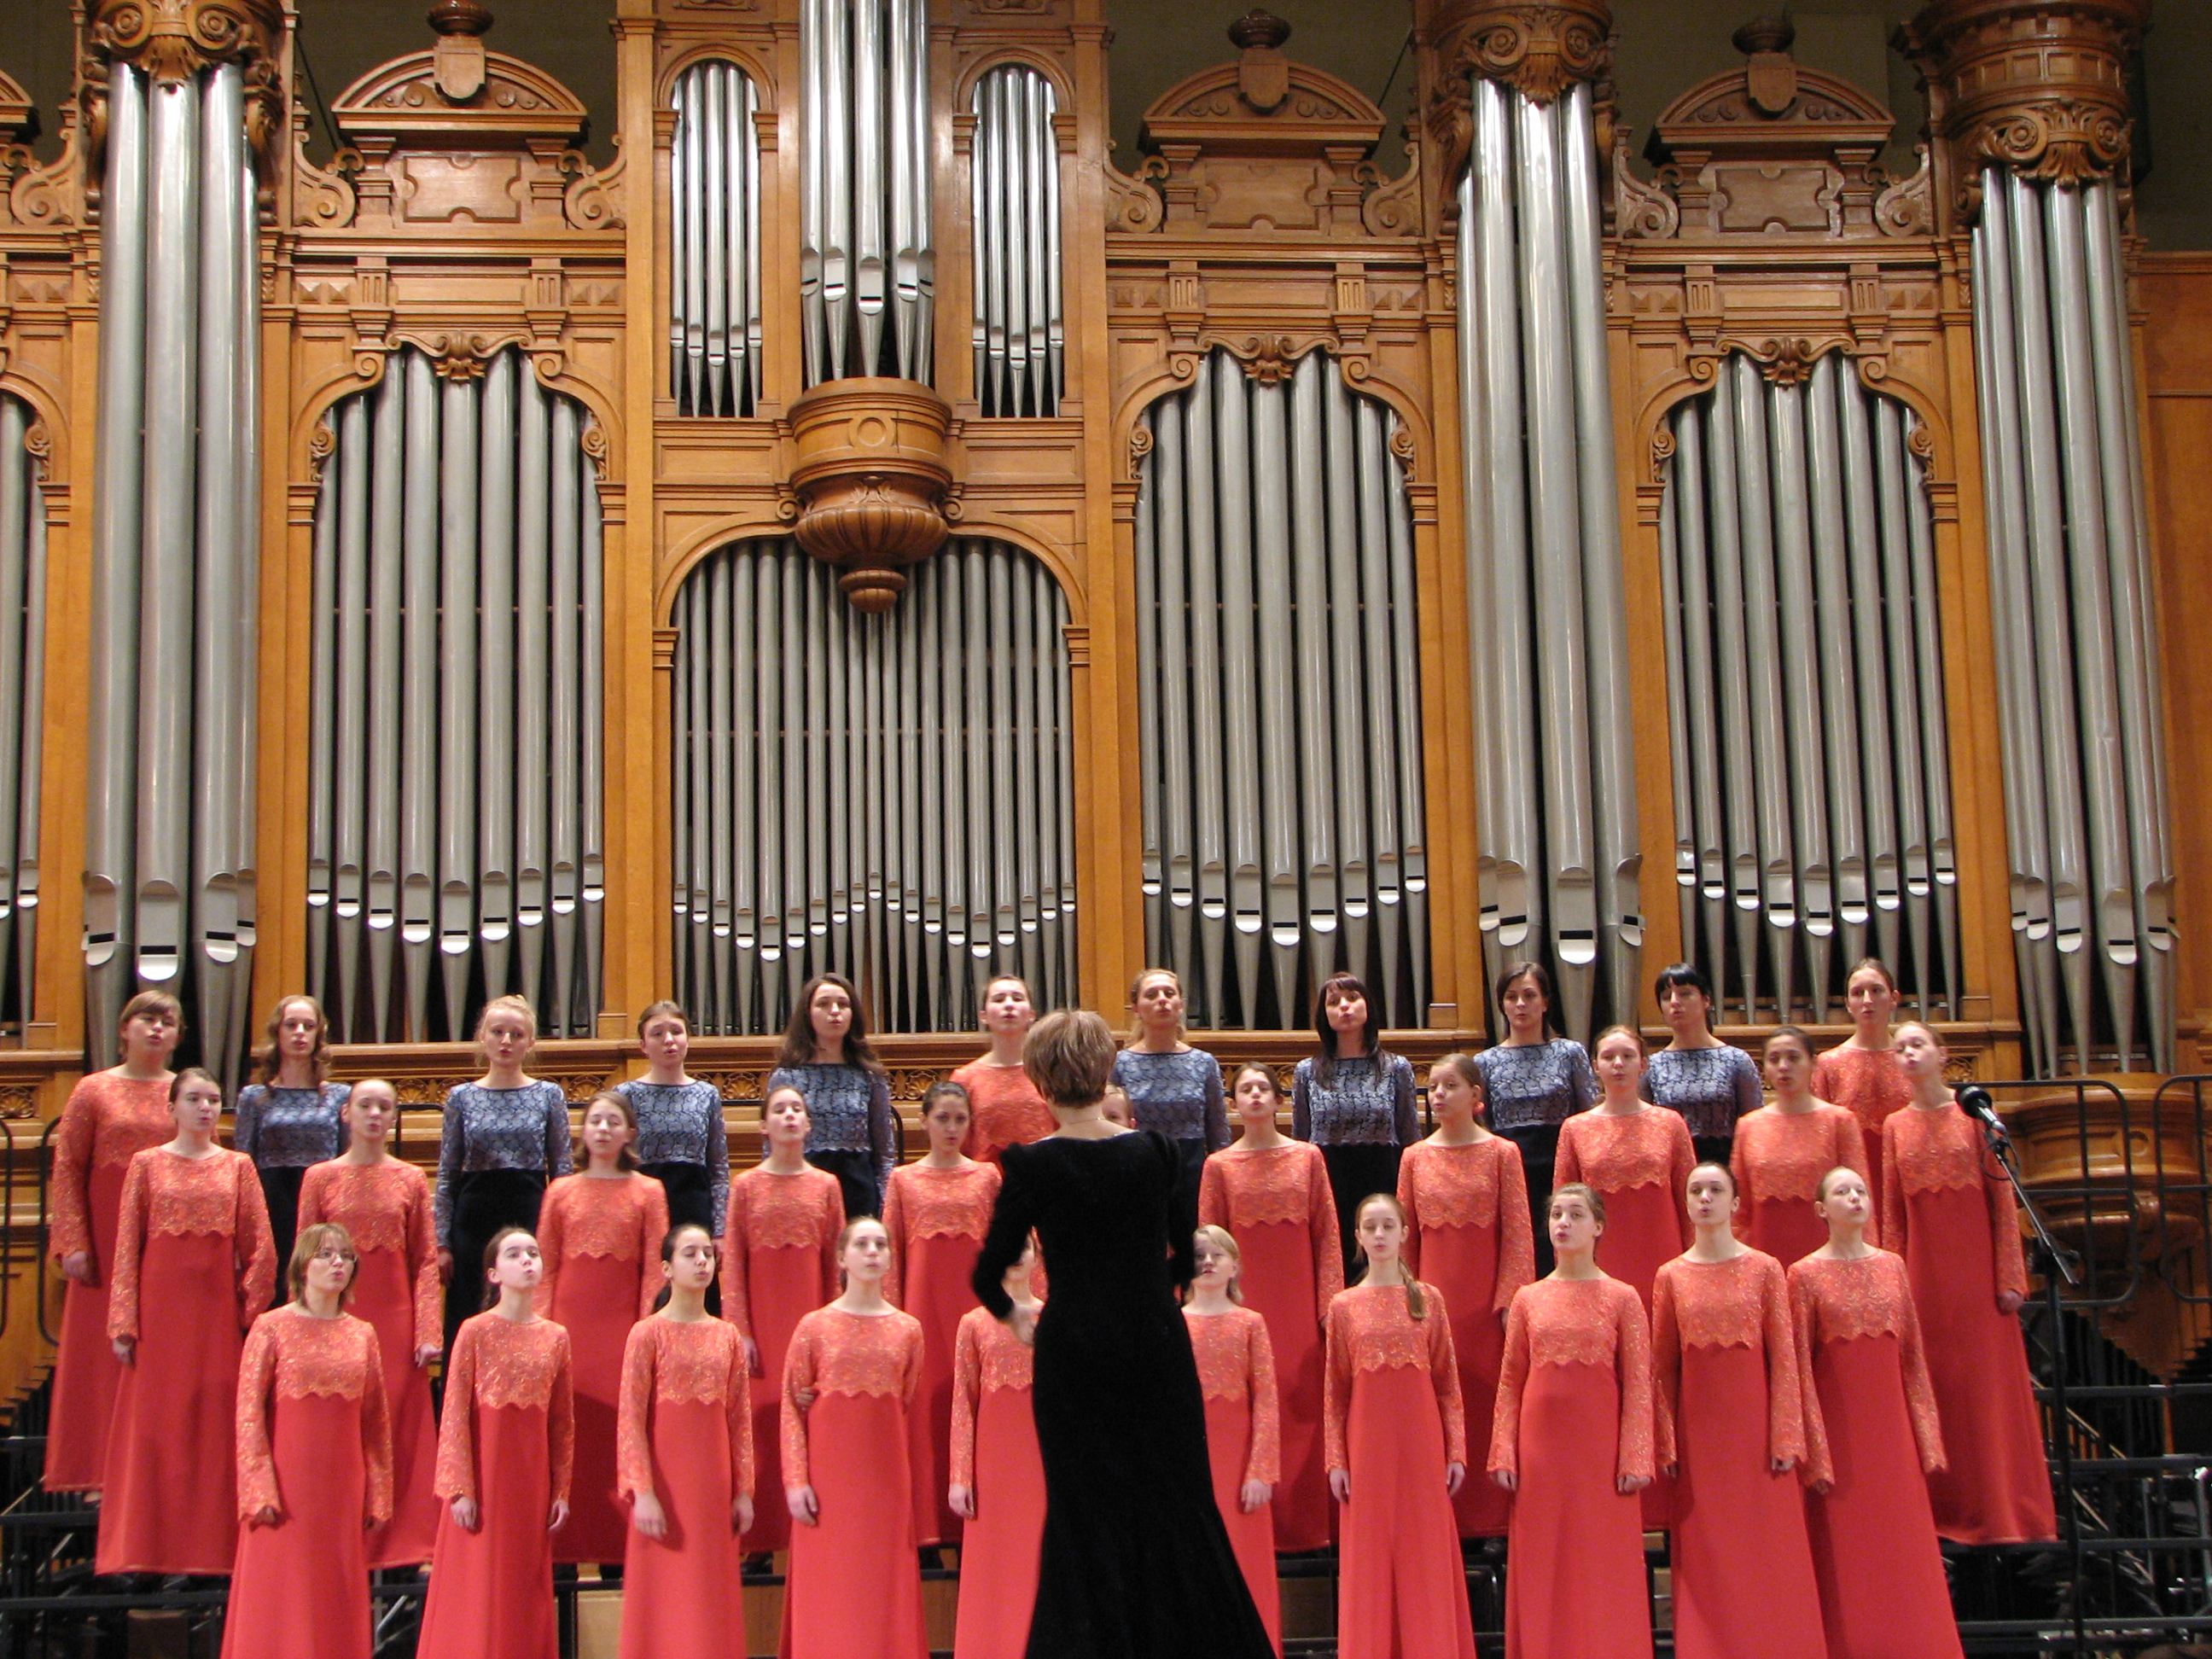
[{"left": 1956, "top": 1084, "right": 2007, "bottom": 1140}]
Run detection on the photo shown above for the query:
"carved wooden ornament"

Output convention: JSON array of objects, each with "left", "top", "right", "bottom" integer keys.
[{"left": 786, "top": 379, "right": 957, "bottom": 613}]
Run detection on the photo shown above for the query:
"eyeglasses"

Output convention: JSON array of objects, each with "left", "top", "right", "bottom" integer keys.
[{"left": 311, "top": 1249, "right": 358, "bottom": 1266}]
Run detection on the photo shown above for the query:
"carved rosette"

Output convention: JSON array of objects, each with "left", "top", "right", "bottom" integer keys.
[
  {"left": 1899, "top": 0, "right": 2146, "bottom": 191},
  {"left": 1425, "top": 0, "right": 1612, "bottom": 189},
  {"left": 89, "top": 0, "right": 285, "bottom": 158},
  {"left": 786, "top": 380, "right": 957, "bottom": 613}
]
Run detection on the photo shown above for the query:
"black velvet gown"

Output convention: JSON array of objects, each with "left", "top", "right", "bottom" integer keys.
[{"left": 973, "top": 1129, "right": 1275, "bottom": 1659}]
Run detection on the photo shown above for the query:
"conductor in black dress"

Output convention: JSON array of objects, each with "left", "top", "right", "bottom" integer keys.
[{"left": 972, "top": 1010, "right": 1275, "bottom": 1659}]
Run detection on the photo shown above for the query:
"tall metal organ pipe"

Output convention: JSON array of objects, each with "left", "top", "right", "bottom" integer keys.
[
  {"left": 1970, "top": 168, "right": 2173, "bottom": 1072},
  {"left": 82, "top": 61, "right": 259, "bottom": 1076},
  {"left": 1454, "top": 77, "right": 1639, "bottom": 1041},
  {"left": 669, "top": 58, "right": 762, "bottom": 416},
  {"left": 1132, "top": 347, "right": 1429, "bottom": 1031},
  {"left": 970, "top": 64, "right": 1062, "bottom": 416},
  {"left": 306, "top": 346, "right": 606, "bottom": 1042},
  {"left": 668, "top": 538, "right": 1075, "bottom": 1034},
  {"left": 1660, "top": 352, "right": 1959, "bottom": 1023},
  {"left": 0, "top": 396, "right": 44, "bottom": 1034},
  {"left": 800, "top": 0, "right": 933, "bottom": 386}
]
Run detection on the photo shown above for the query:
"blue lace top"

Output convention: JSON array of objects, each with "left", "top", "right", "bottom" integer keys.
[
  {"left": 1292, "top": 1053, "right": 1419, "bottom": 1147},
  {"left": 434, "top": 1080, "right": 575, "bottom": 1246},
  {"left": 766, "top": 1062, "right": 899, "bottom": 1190},
  {"left": 1642, "top": 1045, "right": 1763, "bottom": 1142},
  {"left": 1109, "top": 1049, "right": 1229, "bottom": 1150},
  {"left": 612, "top": 1079, "right": 732, "bottom": 1235},
  {"left": 232, "top": 1080, "right": 351, "bottom": 1169},
  {"left": 1473, "top": 1039, "right": 1601, "bottom": 1133}
]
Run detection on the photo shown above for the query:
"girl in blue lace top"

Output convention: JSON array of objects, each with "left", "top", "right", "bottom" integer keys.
[
  {"left": 1471, "top": 962, "right": 1598, "bottom": 1275},
  {"left": 768, "top": 974, "right": 899, "bottom": 1220},
  {"left": 613, "top": 1000, "right": 731, "bottom": 1237},
  {"left": 1111, "top": 969, "right": 1228, "bottom": 1238},
  {"left": 1291, "top": 972, "right": 1417, "bottom": 1270},
  {"left": 434, "top": 994, "right": 573, "bottom": 1353},
  {"left": 233, "top": 994, "right": 351, "bottom": 1278},
  {"left": 1641, "top": 963, "right": 1761, "bottom": 1167}
]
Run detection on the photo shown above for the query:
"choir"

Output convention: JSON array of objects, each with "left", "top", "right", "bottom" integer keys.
[{"left": 48, "top": 969, "right": 2049, "bottom": 1657}]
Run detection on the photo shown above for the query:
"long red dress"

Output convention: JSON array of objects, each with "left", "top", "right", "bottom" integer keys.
[
  {"left": 99, "top": 1145, "right": 276, "bottom": 1575},
  {"left": 538, "top": 1170, "right": 669, "bottom": 1563},
  {"left": 1325, "top": 1282, "right": 1476, "bottom": 1659},
  {"left": 952, "top": 1060, "right": 1056, "bottom": 1166},
  {"left": 1790, "top": 1252, "right": 1962, "bottom": 1659},
  {"left": 224, "top": 1308, "right": 393, "bottom": 1659},
  {"left": 1650, "top": 1252, "right": 1824, "bottom": 1659},
  {"left": 722, "top": 1164, "right": 843, "bottom": 1555},
  {"left": 1199, "top": 1139, "right": 1342, "bottom": 1551},
  {"left": 1490, "top": 1275, "right": 1655, "bottom": 1659},
  {"left": 949, "top": 1306, "right": 1045, "bottom": 1659},
  {"left": 418, "top": 1313, "right": 574, "bottom": 1659},
  {"left": 615, "top": 1315, "right": 752, "bottom": 1659},
  {"left": 1883, "top": 1103, "right": 2057, "bottom": 1544},
  {"left": 1396, "top": 1135, "right": 1533, "bottom": 1540},
  {"left": 779, "top": 1307, "right": 929, "bottom": 1659},
  {"left": 1813, "top": 1045, "right": 1910, "bottom": 1231},
  {"left": 1554, "top": 1108, "right": 1695, "bottom": 1311},
  {"left": 884, "top": 1157, "right": 1002, "bottom": 1548},
  {"left": 1185, "top": 1305, "right": 1284, "bottom": 1656},
  {"left": 1729, "top": 1104, "right": 1871, "bottom": 1266},
  {"left": 299, "top": 1158, "right": 444, "bottom": 1566},
  {"left": 44, "top": 1071, "right": 172, "bottom": 1492}
]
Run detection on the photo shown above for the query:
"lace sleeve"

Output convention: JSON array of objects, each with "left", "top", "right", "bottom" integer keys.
[
  {"left": 1555, "top": 1117, "right": 1584, "bottom": 1187},
  {"left": 434, "top": 1321, "right": 480, "bottom": 1503},
  {"left": 435, "top": 1098, "right": 463, "bottom": 1249},
  {"left": 1896, "top": 1272, "right": 1947, "bottom": 1474},
  {"left": 1495, "top": 1145, "right": 1535, "bottom": 1312},
  {"left": 901, "top": 1315, "right": 923, "bottom": 1405},
  {"left": 708, "top": 1097, "right": 731, "bottom": 1239},
  {"left": 1313, "top": 1153, "right": 1344, "bottom": 1315},
  {"left": 1426, "top": 1288, "right": 1465, "bottom": 1467},
  {"left": 1760, "top": 1257, "right": 1807, "bottom": 1469},
  {"left": 972, "top": 1150, "right": 1037, "bottom": 1319},
  {"left": 1322, "top": 1299, "right": 1351, "bottom": 1476},
  {"left": 1245, "top": 1314, "right": 1282, "bottom": 1487},
  {"left": 639, "top": 1181, "right": 671, "bottom": 1318},
  {"left": 1615, "top": 1286, "right": 1655, "bottom": 1484},
  {"left": 616, "top": 1321, "right": 656, "bottom": 1503},
  {"left": 544, "top": 1088, "right": 575, "bottom": 1181},
  {"left": 1789, "top": 1267, "right": 1832, "bottom": 1489},
  {"left": 950, "top": 1314, "right": 981, "bottom": 1490},
  {"left": 49, "top": 1081, "right": 98, "bottom": 1260},
  {"left": 409, "top": 1176, "right": 442, "bottom": 1356},
  {"left": 727, "top": 1333, "right": 754, "bottom": 1499},
  {"left": 1395, "top": 1151, "right": 1421, "bottom": 1278},
  {"left": 1570, "top": 1045, "right": 1601, "bottom": 1109},
  {"left": 1291, "top": 1065, "right": 1313, "bottom": 1144},
  {"left": 1838, "top": 1114, "right": 1877, "bottom": 1249},
  {"left": 1393, "top": 1057, "right": 1419, "bottom": 1149},
  {"left": 235, "top": 1317, "right": 281, "bottom": 1521},
  {"left": 1488, "top": 1291, "right": 1529, "bottom": 1480},
  {"left": 817, "top": 1181, "right": 847, "bottom": 1306},
  {"left": 882, "top": 1173, "right": 908, "bottom": 1308},
  {"left": 361, "top": 1334, "right": 393, "bottom": 1528},
  {"left": 720, "top": 1182, "right": 752, "bottom": 1339},
  {"left": 1880, "top": 1115, "right": 1908, "bottom": 1258},
  {"left": 1198, "top": 1155, "right": 1227, "bottom": 1231},
  {"left": 297, "top": 1163, "right": 328, "bottom": 1230},
  {"left": 107, "top": 1154, "right": 149, "bottom": 1343},
  {"left": 781, "top": 1323, "right": 818, "bottom": 1490},
  {"left": 1650, "top": 1269, "right": 1680, "bottom": 1472},
  {"left": 870, "top": 1075, "right": 898, "bottom": 1193},
  {"left": 536, "top": 1183, "right": 568, "bottom": 1313},
  {"left": 1987, "top": 1150, "right": 2029, "bottom": 1303},
  {"left": 233, "top": 1086, "right": 261, "bottom": 1165},
  {"left": 1668, "top": 1119, "right": 1697, "bottom": 1251},
  {"left": 547, "top": 1329, "right": 575, "bottom": 1507},
  {"left": 1728, "top": 1133, "right": 1752, "bottom": 1242},
  {"left": 235, "top": 1158, "right": 277, "bottom": 1326},
  {"left": 1204, "top": 1061, "right": 1229, "bottom": 1154},
  {"left": 1732, "top": 1051, "right": 1762, "bottom": 1126}
]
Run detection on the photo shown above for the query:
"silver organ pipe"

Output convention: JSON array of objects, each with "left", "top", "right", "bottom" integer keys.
[
  {"left": 0, "top": 396, "right": 44, "bottom": 1030},
  {"left": 971, "top": 64, "right": 1062, "bottom": 416},
  {"left": 669, "top": 540, "right": 1075, "bottom": 1033},
  {"left": 307, "top": 346, "right": 603, "bottom": 1040},
  {"left": 801, "top": 0, "right": 932, "bottom": 385},
  {"left": 667, "top": 58, "right": 761, "bottom": 414},
  {"left": 1132, "top": 347, "right": 1431, "bottom": 1029},
  {"left": 1660, "top": 353, "right": 1959, "bottom": 1021},
  {"left": 1969, "top": 166, "right": 2173, "bottom": 1070},
  {"left": 13, "top": 413, "right": 43, "bottom": 1023}
]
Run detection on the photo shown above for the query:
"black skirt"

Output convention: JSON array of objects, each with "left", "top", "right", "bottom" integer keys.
[
  {"left": 256, "top": 1165, "right": 308, "bottom": 1307},
  {"left": 1498, "top": 1121, "right": 1563, "bottom": 1278},
  {"left": 444, "top": 1167, "right": 548, "bottom": 1356},
  {"left": 641, "top": 1159, "right": 720, "bottom": 1315},
  {"left": 806, "top": 1147, "right": 881, "bottom": 1222},
  {"left": 1318, "top": 1144, "right": 1406, "bottom": 1278}
]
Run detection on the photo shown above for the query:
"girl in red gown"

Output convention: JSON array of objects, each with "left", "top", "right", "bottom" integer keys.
[
  {"left": 1650, "top": 1164, "right": 1824, "bottom": 1659},
  {"left": 1490, "top": 1184, "right": 1655, "bottom": 1659},
  {"left": 1185, "top": 1226, "right": 1283, "bottom": 1655},
  {"left": 1397, "top": 1052, "right": 1533, "bottom": 1540},
  {"left": 538, "top": 1091, "right": 669, "bottom": 1565},
  {"left": 952, "top": 976, "right": 1056, "bottom": 1164},
  {"left": 45, "top": 989, "right": 180, "bottom": 1494},
  {"left": 781, "top": 1216, "right": 929, "bottom": 1659},
  {"left": 1326, "top": 1193, "right": 1475, "bottom": 1659},
  {"left": 616, "top": 1223, "right": 754, "bottom": 1659},
  {"left": 884, "top": 1080, "right": 1002, "bottom": 1550},
  {"left": 1555, "top": 1027, "right": 1694, "bottom": 1312},
  {"left": 1198, "top": 1062, "right": 1340, "bottom": 1551},
  {"left": 950, "top": 1240, "right": 1045, "bottom": 1659},
  {"left": 1885, "top": 1022, "right": 2057, "bottom": 1545},
  {"left": 418, "top": 1229, "right": 574, "bottom": 1659},
  {"left": 101, "top": 1067, "right": 276, "bottom": 1576},
  {"left": 299, "top": 1080, "right": 444, "bottom": 1567},
  {"left": 224, "top": 1224, "right": 393, "bottom": 1659},
  {"left": 1790, "top": 1167, "right": 1963, "bottom": 1659},
  {"left": 1811, "top": 958, "right": 1912, "bottom": 1231},
  {"left": 1730, "top": 1026, "right": 1871, "bottom": 1266},
  {"left": 722, "top": 1086, "right": 844, "bottom": 1557}
]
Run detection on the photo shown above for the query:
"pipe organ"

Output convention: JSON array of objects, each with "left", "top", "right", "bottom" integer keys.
[{"left": 0, "top": 0, "right": 2197, "bottom": 1131}]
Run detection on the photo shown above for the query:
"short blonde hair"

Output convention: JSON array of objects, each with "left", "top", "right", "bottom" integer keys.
[
  {"left": 1025, "top": 1010, "right": 1117, "bottom": 1109},
  {"left": 1193, "top": 1225, "right": 1244, "bottom": 1304},
  {"left": 475, "top": 994, "right": 538, "bottom": 1050}
]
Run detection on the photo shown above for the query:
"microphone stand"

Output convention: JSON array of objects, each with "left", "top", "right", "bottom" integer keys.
[{"left": 1976, "top": 1106, "right": 2085, "bottom": 1653}]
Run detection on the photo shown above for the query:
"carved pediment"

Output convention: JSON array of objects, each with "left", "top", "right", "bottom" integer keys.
[
  {"left": 0, "top": 70, "right": 32, "bottom": 142},
  {"left": 333, "top": 53, "right": 588, "bottom": 148}
]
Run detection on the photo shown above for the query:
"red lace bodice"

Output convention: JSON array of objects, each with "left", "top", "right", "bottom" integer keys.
[
  {"left": 1488, "top": 1276, "right": 1654, "bottom": 1484},
  {"left": 615, "top": 1315, "right": 752, "bottom": 1504},
  {"left": 538, "top": 1173, "right": 671, "bottom": 1321},
  {"left": 1650, "top": 1251, "right": 1806, "bottom": 1470},
  {"left": 48, "top": 1071, "right": 174, "bottom": 1261},
  {"left": 1787, "top": 1251, "right": 1945, "bottom": 1486},
  {"left": 952, "top": 1061, "right": 1057, "bottom": 1163},
  {"left": 434, "top": 1313, "right": 575, "bottom": 1505},
  {"left": 1396, "top": 1136, "right": 1535, "bottom": 1308},
  {"left": 235, "top": 1307, "right": 393, "bottom": 1527},
  {"left": 1732, "top": 1104, "right": 1871, "bottom": 1209},
  {"left": 1323, "top": 1283, "right": 1466, "bottom": 1474},
  {"left": 299, "top": 1158, "right": 441, "bottom": 1355},
  {"left": 1198, "top": 1141, "right": 1344, "bottom": 1314},
  {"left": 949, "top": 1305, "right": 1035, "bottom": 1489},
  {"left": 1881, "top": 1103, "right": 2029, "bottom": 1301},
  {"left": 1556, "top": 1105, "right": 1697, "bottom": 1196},
  {"left": 108, "top": 1147, "right": 276, "bottom": 1342},
  {"left": 779, "top": 1308, "right": 924, "bottom": 1487},
  {"left": 883, "top": 1161, "right": 1001, "bottom": 1305},
  {"left": 1812, "top": 1045, "right": 1912, "bottom": 1145},
  {"left": 722, "top": 1165, "right": 845, "bottom": 1342},
  {"left": 1185, "top": 1305, "right": 1281, "bottom": 1487}
]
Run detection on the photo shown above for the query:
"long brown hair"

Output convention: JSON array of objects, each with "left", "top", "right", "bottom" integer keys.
[
  {"left": 1313, "top": 973, "right": 1390, "bottom": 1086},
  {"left": 1353, "top": 1192, "right": 1424, "bottom": 1320},
  {"left": 257, "top": 994, "right": 332, "bottom": 1087},
  {"left": 579, "top": 1090, "right": 642, "bottom": 1171},
  {"left": 776, "top": 975, "right": 886, "bottom": 1076}
]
